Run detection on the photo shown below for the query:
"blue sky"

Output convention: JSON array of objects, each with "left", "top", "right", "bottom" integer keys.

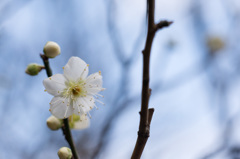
[{"left": 0, "top": 0, "right": 240, "bottom": 159}]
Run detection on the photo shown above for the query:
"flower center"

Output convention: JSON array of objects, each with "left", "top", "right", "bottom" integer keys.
[
  {"left": 72, "top": 86, "right": 81, "bottom": 96},
  {"left": 62, "top": 80, "right": 86, "bottom": 99}
]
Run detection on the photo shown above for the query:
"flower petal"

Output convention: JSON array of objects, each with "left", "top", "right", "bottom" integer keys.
[
  {"left": 73, "top": 96, "right": 95, "bottom": 115},
  {"left": 50, "top": 97, "right": 74, "bottom": 119},
  {"left": 85, "top": 72, "right": 103, "bottom": 94},
  {"left": 43, "top": 74, "right": 67, "bottom": 96},
  {"left": 73, "top": 115, "right": 90, "bottom": 130},
  {"left": 63, "top": 56, "right": 89, "bottom": 81}
]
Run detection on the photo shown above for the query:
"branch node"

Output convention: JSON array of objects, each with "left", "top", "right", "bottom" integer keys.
[
  {"left": 40, "top": 53, "right": 48, "bottom": 61},
  {"left": 138, "top": 130, "right": 150, "bottom": 138},
  {"left": 148, "top": 88, "right": 152, "bottom": 98},
  {"left": 148, "top": 108, "right": 154, "bottom": 124},
  {"left": 155, "top": 20, "right": 173, "bottom": 32}
]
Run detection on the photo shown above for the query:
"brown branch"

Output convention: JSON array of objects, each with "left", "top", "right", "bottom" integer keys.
[{"left": 131, "top": 0, "right": 172, "bottom": 158}]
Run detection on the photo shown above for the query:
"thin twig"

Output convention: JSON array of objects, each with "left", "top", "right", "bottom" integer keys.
[
  {"left": 40, "top": 54, "right": 79, "bottom": 159},
  {"left": 131, "top": 0, "right": 172, "bottom": 158}
]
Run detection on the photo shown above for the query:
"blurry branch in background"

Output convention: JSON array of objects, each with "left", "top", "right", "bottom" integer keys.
[
  {"left": 201, "top": 82, "right": 232, "bottom": 159},
  {"left": 189, "top": 0, "right": 240, "bottom": 158},
  {"left": 105, "top": 0, "right": 145, "bottom": 64},
  {"left": 204, "top": 8, "right": 240, "bottom": 159},
  {"left": 88, "top": 1, "right": 146, "bottom": 158},
  {"left": 152, "top": 65, "right": 205, "bottom": 93},
  {"left": 131, "top": 0, "right": 172, "bottom": 158},
  {"left": 202, "top": 118, "right": 233, "bottom": 159}
]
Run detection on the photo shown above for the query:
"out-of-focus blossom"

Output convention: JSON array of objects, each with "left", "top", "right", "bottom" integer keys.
[
  {"left": 207, "top": 36, "right": 225, "bottom": 53},
  {"left": 69, "top": 114, "right": 90, "bottom": 130}
]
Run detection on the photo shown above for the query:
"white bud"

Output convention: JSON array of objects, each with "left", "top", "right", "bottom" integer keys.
[
  {"left": 58, "top": 147, "right": 72, "bottom": 159},
  {"left": 43, "top": 41, "right": 61, "bottom": 58},
  {"left": 46, "top": 116, "right": 62, "bottom": 130},
  {"left": 25, "top": 63, "right": 43, "bottom": 76}
]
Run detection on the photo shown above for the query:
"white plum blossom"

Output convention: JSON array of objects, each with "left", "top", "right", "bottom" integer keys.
[
  {"left": 69, "top": 114, "right": 90, "bottom": 130},
  {"left": 73, "top": 117, "right": 90, "bottom": 130},
  {"left": 43, "top": 56, "right": 104, "bottom": 119}
]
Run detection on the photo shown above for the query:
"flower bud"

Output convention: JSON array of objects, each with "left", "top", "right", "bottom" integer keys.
[
  {"left": 58, "top": 147, "right": 72, "bottom": 159},
  {"left": 207, "top": 36, "right": 225, "bottom": 53},
  {"left": 25, "top": 63, "right": 43, "bottom": 76},
  {"left": 46, "top": 115, "right": 62, "bottom": 130},
  {"left": 43, "top": 41, "right": 61, "bottom": 58}
]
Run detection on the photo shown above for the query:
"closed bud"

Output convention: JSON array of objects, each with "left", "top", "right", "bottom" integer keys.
[
  {"left": 58, "top": 147, "right": 72, "bottom": 159},
  {"left": 46, "top": 115, "right": 62, "bottom": 130},
  {"left": 43, "top": 41, "right": 61, "bottom": 58},
  {"left": 207, "top": 36, "right": 225, "bottom": 53},
  {"left": 25, "top": 63, "right": 43, "bottom": 76}
]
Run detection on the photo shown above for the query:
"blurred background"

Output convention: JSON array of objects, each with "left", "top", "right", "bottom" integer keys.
[{"left": 0, "top": 0, "right": 240, "bottom": 158}]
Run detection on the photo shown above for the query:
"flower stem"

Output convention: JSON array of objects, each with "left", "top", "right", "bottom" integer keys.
[
  {"left": 40, "top": 54, "right": 79, "bottom": 159},
  {"left": 40, "top": 54, "right": 52, "bottom": 77},
  {"left": 63, "top": 118, "right": 79, "bottom": 159}
]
